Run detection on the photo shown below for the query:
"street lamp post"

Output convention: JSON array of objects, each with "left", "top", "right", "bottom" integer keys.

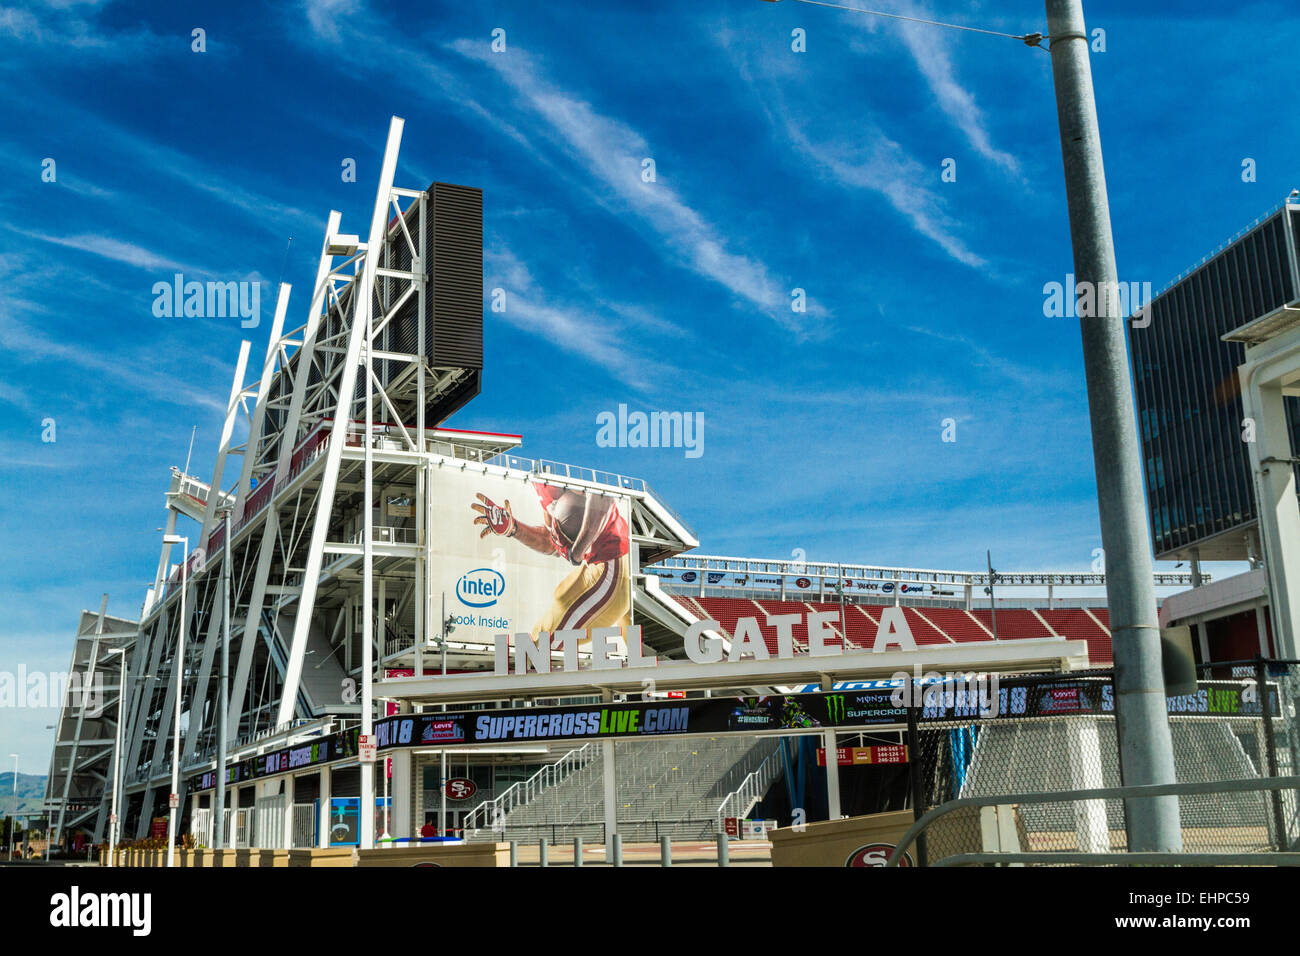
[
  {"left": 757, "top": 0, "right": 1181, "bottom": 856},
  {"left": 162, "top": 534, "right": 189, "bottom": 867},
  {"left": 437, "top": 593, "right": 452, "bottom": 837},
  {"left": 1043, "top": 0, "right": 1179, "bottom": 851},
  {"left": 215, "top": 506, "right": 232, "bottom": 850},
  {"left": 106, "top": 648, "right": 127, "bottom": 867},
  {"left": 8, "top": 753, "right": 17, "bottom": 861}
]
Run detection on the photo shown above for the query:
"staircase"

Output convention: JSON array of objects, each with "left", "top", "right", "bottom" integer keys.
[{"left": 465, "top": 737, "right": 783, "bottom": 843}]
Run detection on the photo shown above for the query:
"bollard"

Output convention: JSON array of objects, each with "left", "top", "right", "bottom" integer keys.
[
  {"left": 611, "top": 833, "right": 623, "bottom": 868},
  {"left": 509, "top": 840, "right": 517, "bottom": 868},
  {"left": 574, "top": 836, "right": 583, "bottom": 868},
  {"left": 539, "top": 836, "right": 549, "bottom": 868},
  {"left": 660, "top": 835, "right": 672, "bottom": 867},
  {"left": 717, "top": 833, "right": 729, "bottom": 867}
]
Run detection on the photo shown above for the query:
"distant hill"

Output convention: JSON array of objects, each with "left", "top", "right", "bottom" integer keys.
[{"left": 0, "top": 773, "right": 49, "bottom": 818}]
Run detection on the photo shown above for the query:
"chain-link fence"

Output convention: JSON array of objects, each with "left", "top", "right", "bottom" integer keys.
[{"left": 904, "top": 662, "right": 1300, "bottom": 865}]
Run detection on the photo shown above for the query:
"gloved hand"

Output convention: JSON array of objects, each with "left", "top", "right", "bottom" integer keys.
[{"left": 471, "top": 493, "right": 516, "bottom": 538}]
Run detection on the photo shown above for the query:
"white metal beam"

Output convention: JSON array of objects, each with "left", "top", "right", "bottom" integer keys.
[
  {"left": 233, "top": 283, "right": 291, "bottom": 523},
  {"left": 375, "top": 637, "right": 1091, "bottom": 706},
  {"left": 228, "top": 212, "right": 343, "bottom": 739},
  {"left": 276, "top": 116, "right": 405, "bottom": 729}
]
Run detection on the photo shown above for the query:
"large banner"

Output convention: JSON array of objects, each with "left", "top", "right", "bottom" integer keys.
[
  {"left": 432, "top": 468, "right": 632, "bottom": 647},
  {"left": 188, "top": 680, "right": 1279, "bottom": 791}
]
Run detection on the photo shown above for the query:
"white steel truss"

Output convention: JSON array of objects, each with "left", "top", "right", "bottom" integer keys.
[{"left": 90, "top": 116, "right": 488, "bottom": 839}]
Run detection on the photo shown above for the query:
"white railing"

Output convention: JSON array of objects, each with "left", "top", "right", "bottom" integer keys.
[
  {"left": 717, "top": 749, "right": 785, "bottom": 829},
  {"left": 231, "top": 808, "right": 250, "bottom": 848},
  {"left": 191, "top": 808, "right": 212, "bottom": 847},
  {"left": 384, "top": 621, "right": 416, "bottom": 659},
  {"left": 431, "top": 442, "right": 696, "bottom": 539},
  {"left": 349, "top": 525, "right": 418, "bottom": 546},
  {"left": 291, "top": 803, "right": 316, "bottom": 848},
  {"left": 462, "top": 743, "right": 599, "bottom": 834},
  {"left": 190, "top": 807, "right": 242, "bottom": 847},
  {"left": 254, "top": 795, "right": 287, "bottom": 849}
]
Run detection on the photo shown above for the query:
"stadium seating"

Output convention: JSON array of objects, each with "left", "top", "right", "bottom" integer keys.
[
  {"left": 917, "top": 606, "right": 994, "bottom": 644},
  {"left": 667, "top": 595, "right": 1113, "bottom": 665},
  {"left": 969, "top": 608, "right": 1054, "bottom": 640},
  {"left": 1040, "top": 608, "right": 1113, "bottom": 664}
]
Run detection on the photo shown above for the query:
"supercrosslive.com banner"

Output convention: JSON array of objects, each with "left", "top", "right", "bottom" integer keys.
[
  {"left": 189, "top": 679, "right": 1277, "bottom": 791},
  {"left": 430, "top": 466, "right": 633, "bottom": 647},
  {"left": 370, "top": 678, "right": 1278, "bottom": 749}
]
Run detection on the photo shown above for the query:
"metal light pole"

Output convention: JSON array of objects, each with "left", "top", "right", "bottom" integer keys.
[
  {"left": 755, "top": 0, "right": 1182, "bottom": 857},
  {"left": 6, "top": 759, "right": 15, "bottom": 863},
  {"left": 439, "top": 593, "right": 448, "bottom": 837},
  {"left": 381, "top": 742, "right": 390, "bottom": 841},
  {"left": 106, "top": 649, "right": 126, "bottom": 867},
  {"left": 215, "top": 507, "right": 232, "bottom": 849},
  {"left": 162, "top": 533, "right": 188, "bottom": 866},
  {"left": 360, "top": 254, "right": 376, "bottom": 854},
  {"left": 985, "top": 551, "right": 999, "bottom": 640},
  {"left": 1045, "top": 0, "right": 1180, "bottom": 852}
]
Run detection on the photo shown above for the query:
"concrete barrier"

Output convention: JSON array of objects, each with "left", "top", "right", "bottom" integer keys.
[
  {"left": 769, "top": 808, "right": 1006, "bottom": 866},
  {"left": 769, "top": 811, "right": 918, "bottom": 867},
  {"left": 258, "top": 849, "right": 292, "bottom": 867},
  {"left": 288, "top": 847, "right": 355, "bottom": 867},
  {"left": 354, "top": 843, "right": 512, "bottom": 868}
]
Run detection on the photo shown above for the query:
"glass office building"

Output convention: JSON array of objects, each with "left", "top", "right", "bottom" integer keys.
[{"left": 1129, "top": 199, "right": 1300, "bottom": 561}]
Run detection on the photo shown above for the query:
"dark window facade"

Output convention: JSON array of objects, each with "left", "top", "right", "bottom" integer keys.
[{"left": 1129, "top": 206, "right": 1300, "bottom": 559}]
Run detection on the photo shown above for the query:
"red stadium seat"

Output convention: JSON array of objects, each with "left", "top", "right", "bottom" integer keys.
[{"left": 665, "top": 595, "right": 1114, "bottom": 666}]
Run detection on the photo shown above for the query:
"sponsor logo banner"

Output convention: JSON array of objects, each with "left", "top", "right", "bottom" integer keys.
[
  {"left": 433, "top": 467, "right": 633, "bottom": 646},
  {"left": 187, "top": 680, "right": 1278, "bottom": 790}
]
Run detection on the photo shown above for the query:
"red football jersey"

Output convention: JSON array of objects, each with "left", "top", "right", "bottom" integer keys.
[{"left": 534, "top": 483, "right": 629, "bottom": 564}]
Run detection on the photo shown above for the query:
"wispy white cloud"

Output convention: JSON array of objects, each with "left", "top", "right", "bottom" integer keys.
[
  {"left": 784, "top": 115, "right": 988, "bottom": 269},
  {"left": 297, "top": 1, "right": 810, "bottom": 333},
  {"left": 451, "top": 40, "right": 812, "bottom": 333},
  {"left": 11, "top": 228, "right": 197, "bottom": 273},
  {"left": 302, "top": 0, "right": 361, "bottom": 44},
  {"left": 0, "top": 305, "right": 226, "bottom": 414},
  {"left": 0, "top": 1, "right": 160, "bottom": 56},
  {"left": 873, "top": 0, "right": 1022, "bottom": 176},
  {"left": 89, "top": 121, "right": 321, "bottom": 235},
  {"left": 0, "top": 381, "right": 37, "bottom": 415},
  {"left": 725, "top": 36, "right": 988, "bottom": 271},
  {"left": 902, "top": 324, "right": 1069, "bottom": 393},
  {"left": 485, "top": 245, "right": 685, "bottom": 391}
]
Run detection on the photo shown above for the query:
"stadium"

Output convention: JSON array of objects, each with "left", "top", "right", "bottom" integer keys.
[{"left": 37, "top": 115, "right": 1300, "bottom": 869}]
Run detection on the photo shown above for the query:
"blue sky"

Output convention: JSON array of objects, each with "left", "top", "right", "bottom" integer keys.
[{"left": 1, "top": 0, "right": 1297, "bottom": 771}]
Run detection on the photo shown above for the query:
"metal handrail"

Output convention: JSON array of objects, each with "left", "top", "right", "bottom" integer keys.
[
  {"left": 463, "top": 743, "right": 599, "bottom": 832},
  {"left": 435, "top": 445, "right": 696, "bottom": 539},
  {"left": 717, "top": 749, "right": 784, "bottom": 828},
  {"left": 887, "top": 774, "right": 1300, "bottom": 867},
  {"left": 349, "top": 525, "right": 417, "bottom": 546}
]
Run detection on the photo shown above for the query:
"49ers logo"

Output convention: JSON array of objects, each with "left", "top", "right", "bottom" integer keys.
[
  {"left": 445, "top": 778, "right": 477, "bottom": 800},
  {"left": 846, "top": 842, "right": 912, "bottom": 867}
]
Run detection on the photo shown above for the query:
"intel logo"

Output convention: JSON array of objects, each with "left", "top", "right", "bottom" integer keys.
[{"left": 457, "top": 568, "right": 505, "bottom": 608}]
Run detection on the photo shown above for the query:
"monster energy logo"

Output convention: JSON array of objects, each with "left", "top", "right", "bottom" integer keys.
[{"left": 826, "top": 694, "right": 847, "bottom": 724}]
